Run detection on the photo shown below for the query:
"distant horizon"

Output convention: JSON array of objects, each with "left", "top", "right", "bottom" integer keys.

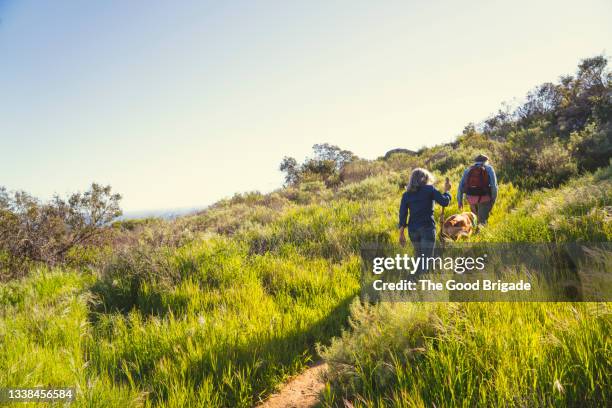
[
  {"left": 96, "top": 145, "right": 415, "bottom": 214},
  {"left": 119, "top": 206, "right": 218, "bottom": 218},
  {"left": 2, "top": 0, "right": 611, "bottom": 211}
]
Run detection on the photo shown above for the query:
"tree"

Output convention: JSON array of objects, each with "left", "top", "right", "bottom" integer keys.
[
  {"left": 279, "top": 144, "right": 356, "bottom": 187},
  {"left": 312, "top": 143, "right": 356, "bottom": 171},
  {"left": 482, "top": 55, "right": 611, "bottom": 142},
  {"left": 0, "top": 183, "right": 122, "bottom": 275},
  {"left": 516, "top": 82, "right": 562, "bottom": 123},
  {"left": 482, "top": 103, "right": 515, "bottom": 140},
  {"left": 280, "top": 156, "right": 300, "bottom": 186}
]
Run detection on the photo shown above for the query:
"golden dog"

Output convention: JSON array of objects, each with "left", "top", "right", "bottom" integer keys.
[{"left": 442, "top": 212, "right": 476, "bottom": 240}]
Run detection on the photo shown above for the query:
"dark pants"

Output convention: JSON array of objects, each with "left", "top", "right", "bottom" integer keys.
[
  {"left": 470, "top": 200, "right": 493, "bottom": 225},
  {"left": 409, "top": 226, "right": 436, "bottom": 273}
]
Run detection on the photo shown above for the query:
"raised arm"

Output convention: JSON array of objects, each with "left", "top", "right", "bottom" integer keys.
[
  {"left": 433, "top": 178, "right": 451, "bottom": 207},
  {"left": 433, "top": 188, "right": 451, "bottom": 207}
]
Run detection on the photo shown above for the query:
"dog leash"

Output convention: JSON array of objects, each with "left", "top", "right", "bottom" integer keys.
[
  {"left": 439, "top": 177, "right": 449, "bottom": 252},
  {"left": 439, "top": 205, "right": 445, "bottom": 251}
]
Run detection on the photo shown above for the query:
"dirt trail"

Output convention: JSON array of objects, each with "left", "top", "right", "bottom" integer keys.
[{"left": 258, "top": 362, "right": 328, "bottom": 408}]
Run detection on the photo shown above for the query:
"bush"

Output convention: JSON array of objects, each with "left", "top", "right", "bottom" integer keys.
[
  {"left": 498, "top": 123, "right": 578, "bottom": 189},
  {"left": 456, "top": 129, "right": 497, "bottom": 150},
  {"left": 336, "top": 176, "right": 400, "bottom": 201},
  {"left": 429, "top": 146, "right": 487, "bottom": 175},
  {"left": 384, "top": 152, "right": 423, "bottom": 173},
  {"left": 281, "top": 181, "right": 333, "bottom": 205},
  {"left": 534, "top": 142, "right": 578, "bottom": 186},
  {"left": 569, "top": 121, "right": 612, "bottom": 171},
  {"left": 0, "top": 183, "right": 121, "bottom": 279},
  {"left": 340, "top": 160, "right": 388, "bottom": 184}
]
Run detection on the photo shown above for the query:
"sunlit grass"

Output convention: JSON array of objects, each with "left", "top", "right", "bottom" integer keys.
[
  {"left": 320, "top": 301, "right": 611, "bottom": 407},
  {"left": 0, "top": 165, "right": 610, "bottom": 407}
]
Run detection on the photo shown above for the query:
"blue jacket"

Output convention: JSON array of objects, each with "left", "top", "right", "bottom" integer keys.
[
  {"left": 399, "top": 185, "right": 451, "bottom": 231},
  {"left": 457, "top": 162, "right": 498, "bottom": 206}
]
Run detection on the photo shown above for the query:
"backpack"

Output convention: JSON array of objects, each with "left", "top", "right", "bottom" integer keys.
[{"left": 465, "top": 165, "right": 491, "bottom": 196}]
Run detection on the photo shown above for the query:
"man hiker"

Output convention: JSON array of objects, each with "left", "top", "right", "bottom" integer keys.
[{"left": 457, "top": 154, "right": 498, "bottom": 226}]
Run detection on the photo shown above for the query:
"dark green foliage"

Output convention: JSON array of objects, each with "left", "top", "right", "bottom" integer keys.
[
  {"left": 498, "top": 122, "right": 578, "bottom": 189},
  {"left": 279, "top": 156, "right": 300, "bottom": 185},
  {"left": 383, "top": 152, "right": 423, "bottom": 173},
  {"left": 569, "top": 121, "right": 612, "bottom": 171}
]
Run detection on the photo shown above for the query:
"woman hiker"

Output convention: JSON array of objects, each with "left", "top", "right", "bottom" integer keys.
[{"left": 399, "top": 168, "right": 451, "bottom": 271}]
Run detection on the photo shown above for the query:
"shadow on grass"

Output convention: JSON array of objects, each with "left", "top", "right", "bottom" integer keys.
[
  {"left": 86, "top": 277, "right": 356, "bottom": 407},
  {"left": 173, "top": 295, "right": 355, "bottom": 407}
]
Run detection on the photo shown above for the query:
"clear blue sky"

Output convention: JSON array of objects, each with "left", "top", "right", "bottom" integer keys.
[{"left": 1, "top": 0, "right": 610, "bottom": 211}]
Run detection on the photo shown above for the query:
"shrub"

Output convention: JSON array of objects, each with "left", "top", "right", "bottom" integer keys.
[
  {"left": 340, "top": 160, "right": 388, "bottom": 184},
  {"left": 281, "top": 181, "right": 333, "bottom": 205},
  {"left": 456, "top": 128, "right": 497, "bottom": 150},
  {"left": 498, "top": 123, "right": 578, "bottom": 189},
  {"left": 336, "top": 176, "right": 399, "bottom": 201},
  {"left": 383, "top": 152, "right": 423, "bottom": 173},
  {"left": 569, "top": 121, "right": 612, "bottom": 171},
  {"left": 0, "top": 183, "right": 121, "bottom": 279},
  {"left": 429, "top": 146, "right": 485, "bottom": 175}
]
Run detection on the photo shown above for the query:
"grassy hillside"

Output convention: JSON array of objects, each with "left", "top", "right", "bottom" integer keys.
[
  {"left": 1, "top": 57, "right": 610, "bottom": 407},
  {"left": 318, "top": 167, "right": 611, "bottom": 407},
  {"left": 1, "top": 161, "right": 610, "bottom": 406}
]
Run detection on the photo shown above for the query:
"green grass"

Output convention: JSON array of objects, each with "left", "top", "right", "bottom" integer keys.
[
  {"left": 319, "top": 301, "right": 611, "bottom": 407},
  {"left": 1, "top": 246, "right": 360, "bottom": 407},
  {"left": 0, "top": 269, "right": 140, "bottom": 407},
  {"left": 476, "top": 165, "right": 612, "bottom": 243},
  {"left": 318, "top": 166, "right": 612, "bottom": 407},
  {"left": 0, "top": 165, "right": 610, "bottom": 407}
]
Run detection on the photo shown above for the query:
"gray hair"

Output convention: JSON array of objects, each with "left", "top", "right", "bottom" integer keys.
[
  {"left": 474, "top": 153, "right": 489, "bottom": 163},
  {"left": 407, "top": 168, "right": 435, "bottom": 192}
]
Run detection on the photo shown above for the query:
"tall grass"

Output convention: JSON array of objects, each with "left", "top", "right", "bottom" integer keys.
[
  {"left": 0, "top": 164, "right": 609, "bottom": 407},
  {"left": 319, "top": 166, "right": 612, "bottom": 407},
  {"left": 319, "top": 301, "right": 611, "bottom": 407},
  {"left": 0, "top": 269, "right": 140, "bottom": 407},
  {"left": 476, "top": 165, "right": 612, "bottom": 242},
  {"left": 1, "top": 244, "right": 361, "bottom": 406}
]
